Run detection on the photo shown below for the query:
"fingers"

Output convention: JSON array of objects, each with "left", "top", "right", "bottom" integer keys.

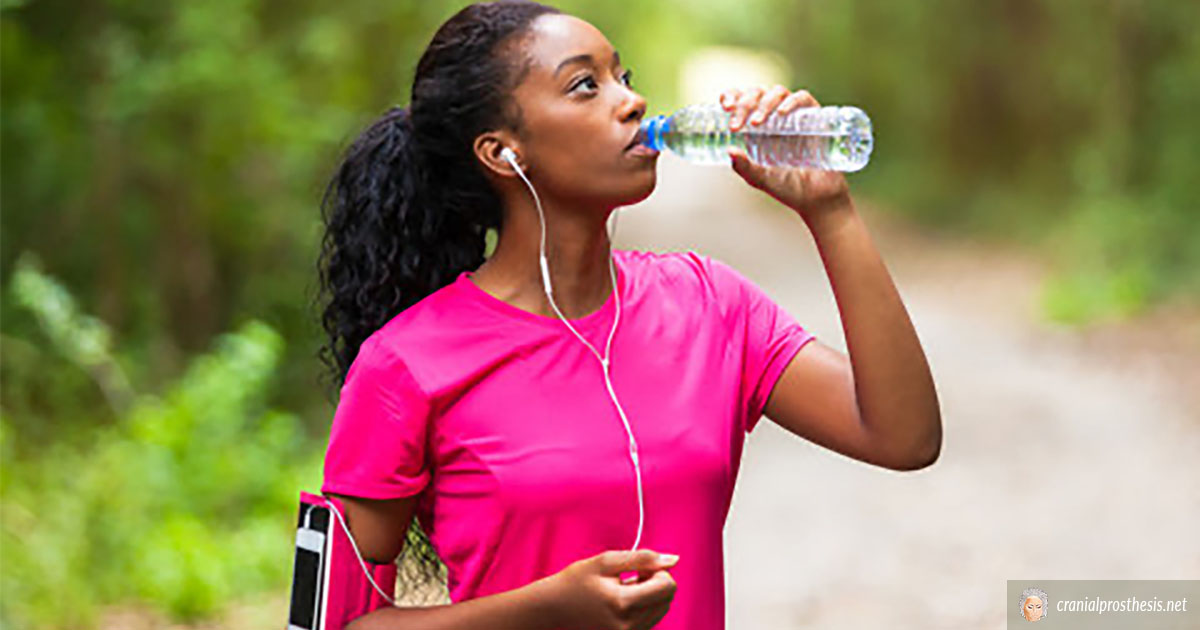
[
  {"left": 719, "top": 88, "right": 740, "bottom": 110},
  {"left": 601, "top": 549, "right": 678, "bottom": 577},
  {"left": 620, "top": 569, "right": 678, "bottom": 628},
  {"left": 722, "top": 86, "right": 820, "bottom": 131},
  {"left": 719, "top": 87, "right": 746, "bottom": 114},
  {"left": 605, "top": 555, "right": 677, "bottom": 629},
  {"left": 778, "top": 89, "right": 820, "bottom": 115},
  {"left": 728, "top": 146, "right": 766, "bottom": 189},
  {"left": 722, "top": 86, "right": 763, "bottom": 131},
  {"left": 732, "top": 86, "right": 764, "bottom": 130},
  {"left": 747, "top": 84, "right": 790, "bottom": 127},
  {"left": 600, "top": 549, "right": 644, "bottom": 576},
  {"left": 621, "top": 567, "right": 676, "bottom": 602},
  {"left": 615, "top": 573, "right": 675, "bottom": 630}
]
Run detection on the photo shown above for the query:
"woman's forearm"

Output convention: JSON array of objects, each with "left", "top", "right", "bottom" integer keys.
[
  {"left": 803, "top": 195, "right": 942, "bottom": 468},
  {"left": 346, "top": 574, "right": 562, "bottom": 630}
]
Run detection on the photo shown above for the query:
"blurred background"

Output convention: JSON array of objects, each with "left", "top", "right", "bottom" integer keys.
[{"left": 2, "top": 1, "right": 1197, "bottom": 628}]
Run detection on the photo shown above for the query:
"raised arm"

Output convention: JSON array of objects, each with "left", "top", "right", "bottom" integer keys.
[
  {"left": 720, "top": 85, "right": 942, "bottom": 471},
  {"left": 760, "top": 202, "right": 941, "bottom": 471}
]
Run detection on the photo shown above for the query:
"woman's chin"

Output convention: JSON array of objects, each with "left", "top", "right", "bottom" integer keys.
[{"left": 619, "top": 170, "right": 657, "bottom": 205}]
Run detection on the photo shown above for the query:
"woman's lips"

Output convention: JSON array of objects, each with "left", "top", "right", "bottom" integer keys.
[
  {"left": 624, "top": 126, "right": 649, "bottom": 151},
  {"left": 625, "top": 143, "right": 659, "bottom": 157}
]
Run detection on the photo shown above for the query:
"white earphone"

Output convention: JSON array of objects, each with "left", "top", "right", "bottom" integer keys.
[
  {"left": 500, "top": 145, "right": 645, "bottom": 561},
  {"left": 500, "top": 146, "right": 519, "bottom": 166},
  {"left": 314, "top": 142, "right": 643, "bottom": 604},
  {"left": 326, "top": 146, "right": 647, "bottom": 603}
]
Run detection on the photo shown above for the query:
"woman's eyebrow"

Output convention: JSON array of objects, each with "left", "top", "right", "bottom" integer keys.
[{"left": 553, "top": 50, "right": 621, "bottom": 78}]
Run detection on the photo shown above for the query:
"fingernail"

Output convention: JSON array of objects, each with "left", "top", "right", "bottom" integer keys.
[
  {"left": 750, "top": 112, "right": 763, "bottom": 124},
  {"left": 659, "top": 553, "right": 679, "bottom": 565}
]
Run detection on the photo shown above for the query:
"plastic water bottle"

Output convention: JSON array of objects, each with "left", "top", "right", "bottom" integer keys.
[{"left": 638, "top": 103, "right": 873, "bottom": 172}]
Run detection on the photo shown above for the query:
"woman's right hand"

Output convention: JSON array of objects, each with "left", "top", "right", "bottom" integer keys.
[{"left": 544, "top": 549, "right": 680, "bottom": 629}]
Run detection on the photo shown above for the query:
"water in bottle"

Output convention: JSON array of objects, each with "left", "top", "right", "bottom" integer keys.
[{"left": 638, "top": 103, "right": 873, "bottom": 172}]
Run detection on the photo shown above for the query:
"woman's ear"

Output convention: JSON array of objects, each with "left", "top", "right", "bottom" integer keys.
[{"left": 474, "top": 132, "right": 524, "bottom": 177}]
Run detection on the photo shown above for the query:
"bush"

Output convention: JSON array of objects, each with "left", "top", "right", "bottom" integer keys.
[{"left": 2, "top": 253, "right": 322, "bottom": 628}]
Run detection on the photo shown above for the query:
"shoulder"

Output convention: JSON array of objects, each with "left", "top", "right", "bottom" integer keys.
[
  {"left": 354, "top": 278, "right": 468, "bottom": 366},
  {"left": 617, "top": 247, "right": 740, "bottom": 301},
  {"left": 616, "top": 247, "right": 723, "bottom": 288},
  {"left": 345, "top": 331, "right": 426, "bottom": 397}
]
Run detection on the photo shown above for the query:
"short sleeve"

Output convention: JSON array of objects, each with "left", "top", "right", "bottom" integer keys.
[
  {"left": 698, "top": 252, "right": 816, "bottom": 434},
  {"left": 321, "top": 339, "right": 432, "bottom": 500}
]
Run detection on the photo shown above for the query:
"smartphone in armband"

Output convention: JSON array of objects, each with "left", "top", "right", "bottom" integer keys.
[
  {"left": 288, "top": 491, "right": 399, "bottom": 630},
  {"left": 289, "top": 502, "right": 331, "bottom": 630}
]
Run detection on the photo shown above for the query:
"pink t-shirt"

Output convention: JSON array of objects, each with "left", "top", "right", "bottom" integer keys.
[{"left": 321, "top": 248, "right": 815, "bottom": 629}]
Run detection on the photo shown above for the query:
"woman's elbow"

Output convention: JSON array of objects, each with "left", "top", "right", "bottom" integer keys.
[{"left": 898, "top": 419, "right": 942, "bottom": 471}]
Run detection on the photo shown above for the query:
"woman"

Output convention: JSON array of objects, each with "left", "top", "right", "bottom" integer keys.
[{"left": 314, "top": 2, "right": 942, "bottom": 629}]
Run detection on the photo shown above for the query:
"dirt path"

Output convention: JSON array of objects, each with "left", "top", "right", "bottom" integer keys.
[{"left": 616, "top": 156, "right": 1200, "bottom": 629}]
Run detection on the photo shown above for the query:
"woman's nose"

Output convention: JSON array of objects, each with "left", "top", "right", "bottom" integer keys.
[{"left": 619, "top": 87, "right": 647, "bottom": 123}]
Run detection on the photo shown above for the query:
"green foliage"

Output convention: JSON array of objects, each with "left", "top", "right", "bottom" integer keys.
[
  {"left": 2, "top": 256, "right": 322, "bottom": 628},
  {"left": 773, "top": 0, "right": 1200, "bottom": 321},
  {"left": 9, "top": 252, "right": 134, "bottom": 413},
  {"left": 1, "top": 0, "right": 1198, "bottom": 625}
]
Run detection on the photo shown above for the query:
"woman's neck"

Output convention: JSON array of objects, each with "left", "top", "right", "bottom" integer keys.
[{"left": 471, "top": 200, "right": 616, "bottom": 320}]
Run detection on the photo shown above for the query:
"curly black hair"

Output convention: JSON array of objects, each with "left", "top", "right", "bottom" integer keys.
[{"left": 313, "top": 0, "right": 563, "bottom": 604}]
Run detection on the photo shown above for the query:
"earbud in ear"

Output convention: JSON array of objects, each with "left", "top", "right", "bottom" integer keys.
[{"left": 500, "top": 147, "right": 520, "bottom": 172}]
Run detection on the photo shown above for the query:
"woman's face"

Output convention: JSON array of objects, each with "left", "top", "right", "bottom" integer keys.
[
  {"left": 503, "top": 14, "right": 658, "bottom": 209},
  {"left": 1023, "top": 596, "right": 1045, "bottom": 621}
]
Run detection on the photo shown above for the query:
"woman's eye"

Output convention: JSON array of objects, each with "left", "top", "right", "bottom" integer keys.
[
  {"left": 570, "top": 70, "right": 634, "bottom": 94},
  {"left": 571, "top": 76, "right": 599, "bottom": 93}
]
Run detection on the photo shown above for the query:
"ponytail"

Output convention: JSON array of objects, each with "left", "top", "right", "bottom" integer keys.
[
  {"left": 313, "top": 1, "right": 563, "bottom": 602},
  {"left": 316, "top": 105, "right": 470, "bottom": 392},
  {"left": 316, "top": 1, "right": 562, "bottom": 397}
]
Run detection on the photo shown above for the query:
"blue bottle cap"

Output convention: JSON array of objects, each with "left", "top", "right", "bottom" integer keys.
[{"left": 639, "top": 115, "right": 670, "bottom": 151}]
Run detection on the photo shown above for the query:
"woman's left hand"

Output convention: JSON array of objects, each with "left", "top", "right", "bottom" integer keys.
[{"left": 720, "top": 86, "right": 851, "bottom": 223}]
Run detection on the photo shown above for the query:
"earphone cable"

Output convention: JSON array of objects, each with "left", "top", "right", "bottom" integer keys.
[
  {"left": 324, "top": 495, "right": 400, "bottom": 607},
  {"left": 509, "top": 158, "right": 644, "bottom": 553}
]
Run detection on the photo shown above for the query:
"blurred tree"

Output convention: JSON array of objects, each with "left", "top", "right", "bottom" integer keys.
[
  {"left": 1, "top": 0, "right": 1197, "bottom": 624},
  {"left": 775, "top": 0, "right": 1199, "bottom": 318}
]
